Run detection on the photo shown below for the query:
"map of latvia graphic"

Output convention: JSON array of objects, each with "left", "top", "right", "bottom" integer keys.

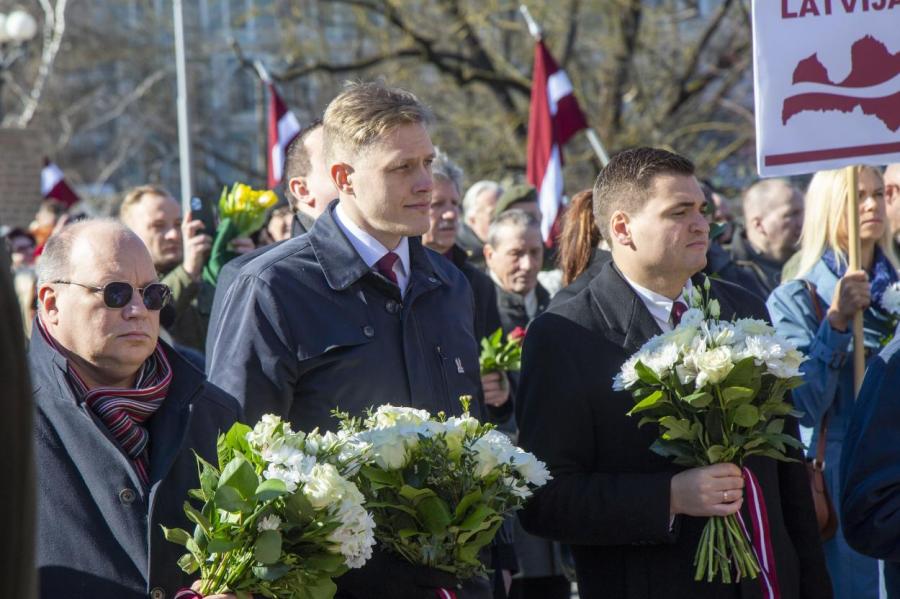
[{"left": 782, "top": 36, "right": 900, "bottom": 132}]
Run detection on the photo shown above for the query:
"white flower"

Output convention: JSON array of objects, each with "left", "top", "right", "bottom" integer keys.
[
  {"left": 679, "top": 308, "right": 704, "bottom": 328},
  {"left": 708, "top": 299, "right": 721, "bottom": 319},
  {"left": 302, "top": 463, "right": 350, "bottom": 509},
  {"left": 693, "top": 345, "right": 734, "bottom": 388},
  {"left": 367, "top": 405, "right": 432, "bottom": 429},
  {"left": 734, "top": 318, "right": 775, "bottom": 337},
  {"left": 257, "top": 514, "right": 281, "bottom": 532},
  {"left": 263, "top": 463, "right": 303, "bottom": 493},
  {"left": 327, "top": 489, "right": 376, "bottom": 568},
  {"left": 882, "top": 282, "right": 900, "bottom": 316},
  {"left": 359, "top": 427, "right": 418, "bottom": 470},
  {"left": 246, "top": 414, "right": 289, "bottom": 448},
  {"left": 642, "top": 342, "right": 681, "bottom": 379},
  {"left": 471, "top": 430, "right": 516, "bottom": 478},
  {"left": 509, "top": 449, "right": 551, "bottom": 488},
  {"left": 614, "top": 354, "right": 640, "bottom": 391}
]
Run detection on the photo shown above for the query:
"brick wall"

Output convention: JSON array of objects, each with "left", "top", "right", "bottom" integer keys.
[{"left": 0, "top": 129, "right": 41, "bottom": 229}]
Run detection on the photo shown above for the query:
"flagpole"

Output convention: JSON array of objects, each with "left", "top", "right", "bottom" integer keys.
[
  {"left": 519, "top": 4, "right": 610, "bottom": 167},
  {"left": 173, "top": 0, "right": 193, "bottom": 213}
]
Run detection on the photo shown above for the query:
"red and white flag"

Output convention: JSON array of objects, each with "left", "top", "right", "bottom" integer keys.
[
  {"left": 41, "top": 159, "right": 80, "bottom": 207},
  {"left": 526, "top": 40, "right": 588, "bottom": 243},
  {"left": 267, "top": 83, "right": 302, "bottom": 190}
]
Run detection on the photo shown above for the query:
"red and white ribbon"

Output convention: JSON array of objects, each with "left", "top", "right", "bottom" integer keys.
[
  {"left": 737, "top": 466, "right": 781, "bottom": 599},
  {"left": 435, "top": 588, "right": 457, "bottom": 599}
]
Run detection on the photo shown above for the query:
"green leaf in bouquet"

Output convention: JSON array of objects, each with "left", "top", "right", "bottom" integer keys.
[
  {"left": 732, "top": 404, "right": 760, "bottom": 427},
  {"left": 454, "top": 489, "right": 484, "bottom": 520},
  {"left": 162, "top": 526, "right": 192, "bottom": 546},
  {"left": 706, "top": 445, "right": 726, "bottom": 463},
  {"left": 458, "top": 503, "right": 496, "bottom": 532},
  {"left": 659, "top": 416, "right": 695, "bottom": 440},
  {"left": 184, "top": 501, "right": 212, "bottom": 536},
  {"left": 360, "top": 465, "right": 402, "bottom": 490},
  {"left": 457, "top": 519, "right": 502, "bottom": 562},
  {"left": 198, "top": 456, "right": 220, "bottom": 500},
  {"left": 252, "top": 563, "right": 291, "bottom": 582},
  {"left": 215, "top": 485, "right": 253, "bottom": 513},
  {"left": 398, "top": 485, "right": 438, "bottom": 504},
  {"left": 398, "top": 528, "right": 422, "bottom": 539},
  {"left": 683, "top": 391, "right": 713, "bottom": 408},
  {"left": 416, "top": 495, "right": 453, "bottom": 535},
  {"left": 367, "top": 500, "right": 419, "bottom": 518},
  {"left": 766, "top": 419, "right": 785, "bottom": 434},
  {"left": 300, "top": 576, "right": 338, "bottom": 599},
  {"left": 649, "top": 439, "right": 696, "bottom": 464},
  {"left": 255, "top": 529, "right": 283, "bottom": 564},
  {"left": 176, "top": 552, "right": 199, "bottom": 574},
  {"left": 255, "top": 478, "right": 289, "bottom": 502},
  {"left": 627, "top": 390, "right": 666, "bottom": 416},
  {"left": 225, "top": 422, "right": 253, "bottom": 456},
  {"left": 219, "top": 456, "right": 260, "bottom": 500},
  {"left": 722, "top": 386, "right": 755, "bottom": 405},
  {"left": 705, "top": 410, "right": 724, "bottom": 444},
  {"left": 723, "top": 357, "right": 758, "bottom": 388},
  {"left": 192, "top": 524, "right": 208, "bottom": 552},
  {"left": 284, "top": 491, "right": 316, "bottom": 524},
  {"left": 634, "top": 361, "right": 661, "bottom": 385},
  {"left": 208, "top": 537, "right": 240, "bottom": 553}
]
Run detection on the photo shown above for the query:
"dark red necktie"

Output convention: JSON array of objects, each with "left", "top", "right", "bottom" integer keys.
[
  {"left": 671, "top": 300, "right": 688, "bottom": 326},
  {"left": 376, "top": 251, "right": 400, "bottom": 285}
]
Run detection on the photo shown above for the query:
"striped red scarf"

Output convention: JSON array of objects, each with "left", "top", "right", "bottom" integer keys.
[{"left": 37, "top": 317, "right": 172, "bottom": 486}]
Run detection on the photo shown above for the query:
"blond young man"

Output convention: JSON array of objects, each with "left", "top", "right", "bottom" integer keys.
[{"left": 207, "top": 82, "right": 489, "bottom": 598}]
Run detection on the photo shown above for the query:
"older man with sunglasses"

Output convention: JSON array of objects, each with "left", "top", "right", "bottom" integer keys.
[{"left": 30, "top": 219, "right": 241, "bottom": 599}]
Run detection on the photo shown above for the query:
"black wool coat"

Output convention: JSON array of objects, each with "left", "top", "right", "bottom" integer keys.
[
  {"left": 515, "top": 261, "right": 831, "bottom": 599},
  {"left": 31, "top": 329, "right": 241, "bottom": 599}
]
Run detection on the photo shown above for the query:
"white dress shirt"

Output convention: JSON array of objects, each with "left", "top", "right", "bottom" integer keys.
[
  {"left": 620, "top": 273, "right": 694, "bottom": 332},
  {"left": 334, "top": 203, "right": 411, "bottom": 296}
]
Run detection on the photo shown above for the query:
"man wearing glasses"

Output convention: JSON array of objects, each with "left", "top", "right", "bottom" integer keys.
[{"left": 30, "top": 218, "right": 240, "bottom": 599}]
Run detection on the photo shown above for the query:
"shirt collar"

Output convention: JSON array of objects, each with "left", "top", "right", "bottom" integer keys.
[
  {"left": 334, "top": 202, "right": 410, "bottom": 276},
  {"left": 620, "top": 273, "right": 693, "bottom": 331}
]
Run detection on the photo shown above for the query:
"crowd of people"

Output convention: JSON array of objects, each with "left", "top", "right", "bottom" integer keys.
[{"left": 4, "top": 79, "right": 900, "bottom": 599}]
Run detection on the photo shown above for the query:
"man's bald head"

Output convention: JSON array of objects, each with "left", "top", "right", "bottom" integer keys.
[
  {"left": 36, "top": 219, "right": 161, "bottom": 389},
  {"left": 741, "top": 179, "right": 804, "bottom": 262}
]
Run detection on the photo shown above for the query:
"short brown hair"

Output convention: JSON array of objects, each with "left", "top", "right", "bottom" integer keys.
[
  {"left": 283, "top": 119, "right": 323, "bottom": 192},
  {"left": 118, "top": 184, "right": 174, "bottom": 221},
  {"left": 322, "top": 81, "right": 433, "bottom": 163},
  {"left": 592, "top": 147, "right": 695, "bottom": 238}
]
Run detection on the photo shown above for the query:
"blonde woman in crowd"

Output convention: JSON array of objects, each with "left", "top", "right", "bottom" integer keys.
[{"left": 767, "top": 166, "right": 894, "bottom": 599}]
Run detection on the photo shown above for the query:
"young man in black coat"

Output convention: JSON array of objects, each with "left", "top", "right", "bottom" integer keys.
[
  {"left": 30, "top": 220, "right": 240, "bottom": 599},
  {"left": 207, "top": 82, "right": 489, "bottom": 599},
  {"left": 515, "top": 148, "right": 830, "bottom": 599}
]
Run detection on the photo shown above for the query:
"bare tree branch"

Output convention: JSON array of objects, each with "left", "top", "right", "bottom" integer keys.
[{"left": 12, "top": 0, "right": 68, "bottom": 128}]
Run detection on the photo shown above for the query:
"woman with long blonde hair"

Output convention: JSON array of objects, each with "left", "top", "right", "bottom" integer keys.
[{"left": 767, "top": 165, "right": 893, "bottom": 598}]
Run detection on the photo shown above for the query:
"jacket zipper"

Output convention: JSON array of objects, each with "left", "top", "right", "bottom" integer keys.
[{"left": 435, "top": 345, "right": 453, "bottom": 413}]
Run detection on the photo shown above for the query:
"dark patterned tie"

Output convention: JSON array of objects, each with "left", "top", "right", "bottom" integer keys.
[
  {"left": 376, "top": 251, "right": 400, "bottom": 285},
  {"left": 671, "top": 300, "right": 688, "bottom": 326}
]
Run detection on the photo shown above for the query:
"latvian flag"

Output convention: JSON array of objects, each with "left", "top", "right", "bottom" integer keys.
[
  {"left": 267, "top": 83, "right": 302, "bottom": 190},
  {"left": 41, "top": 159, "right": 81, "bottom": 207},
  {"left": 526, "top": 40, "right": 588, "bottom": 244}
]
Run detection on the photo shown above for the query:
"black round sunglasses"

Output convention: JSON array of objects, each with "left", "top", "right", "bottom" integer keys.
[{"left": 53, "top": 280, "right": 171, "bottom": 311}]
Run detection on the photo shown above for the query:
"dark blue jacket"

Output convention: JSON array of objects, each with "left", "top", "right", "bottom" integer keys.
[
  {"left": 206, "top": 202, "right": 484, "bottom": 431},
  {"left": 32, "top": 328, "right": 241, "bottom": 599},
  {"left": 841, "top": 337, "right": 900, "bottom": 596}
]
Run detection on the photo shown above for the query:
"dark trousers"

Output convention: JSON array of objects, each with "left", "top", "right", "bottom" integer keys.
[{"left": 509, "top": 576, "right": 571, "bottom": 599}]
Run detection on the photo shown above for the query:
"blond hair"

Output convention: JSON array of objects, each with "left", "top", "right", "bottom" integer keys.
[
  {"left": 118, "top": 184, "right": 174, "bottom": 222},
  {"left": 322, "top": 81, "right": 433, "bottom": 163},
  {"left": 793, "top": 165, "right": 894, "bottom": 279}
]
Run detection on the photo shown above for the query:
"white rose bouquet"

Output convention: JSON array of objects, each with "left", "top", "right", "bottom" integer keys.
[
  {"left": 334, "top": 398, "right": 550, "bottom": 582},
  {"left": 878, "top": 281, "right": 900, "bottom": 345},
  {"left": 614, "top": 279, "right": 806, "bottom": 584},
  {"left": 163, "top": 416, "right": 376, "bottom": 599}
]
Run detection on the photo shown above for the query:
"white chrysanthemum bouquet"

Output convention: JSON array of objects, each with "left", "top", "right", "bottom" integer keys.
[
  {"left": 164, "top": 416, "right": 376, "bottom": 599},
  {"left": 615, "top": 279, "right": 806, "bottom": 583},
  {"left": 335, "top": 398, "right": 550, "bottom": 582}
]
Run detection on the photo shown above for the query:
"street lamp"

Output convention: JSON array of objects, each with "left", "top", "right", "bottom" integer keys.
[{"left": 0, "top": 8, "right": 38, "bottom": 122}]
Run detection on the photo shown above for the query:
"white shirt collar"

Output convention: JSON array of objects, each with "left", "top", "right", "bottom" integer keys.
[
  {"left": 334, "top": 203, "right": 411, "bottom": 293},
  {"left": 620, "top": 273, "right": 693, "bottom": 333}
]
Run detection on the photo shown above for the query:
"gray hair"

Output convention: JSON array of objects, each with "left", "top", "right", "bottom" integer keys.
[
  {"left": 431, "top": 146, "right": 464, "bottom": 194},
  {"left": 486, "top": 209, "right": 539, "bottom": 248},
  {"left": 462, "top": 180, "right": 502, "bottom": 218},
  {"left": 35, "top": 218, "right": 133, "bottom": 287},
  {"left": 741, "top": 178, "right": 799, "bottom": 220}
]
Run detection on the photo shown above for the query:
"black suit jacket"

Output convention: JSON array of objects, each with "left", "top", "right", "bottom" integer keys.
[{"left": 515, "top": 261, "right": 830, "bottom": 599}]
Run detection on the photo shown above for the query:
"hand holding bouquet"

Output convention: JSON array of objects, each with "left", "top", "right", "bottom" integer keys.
[
  {"left": 164, "top": 416, "right": 375, "bottom": 599},
  {"left": 615, "top": 280, "right": 806, "bottom": 584},
  {"left": 335, "top": 398, "right": 550, "bottom": 582}
]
